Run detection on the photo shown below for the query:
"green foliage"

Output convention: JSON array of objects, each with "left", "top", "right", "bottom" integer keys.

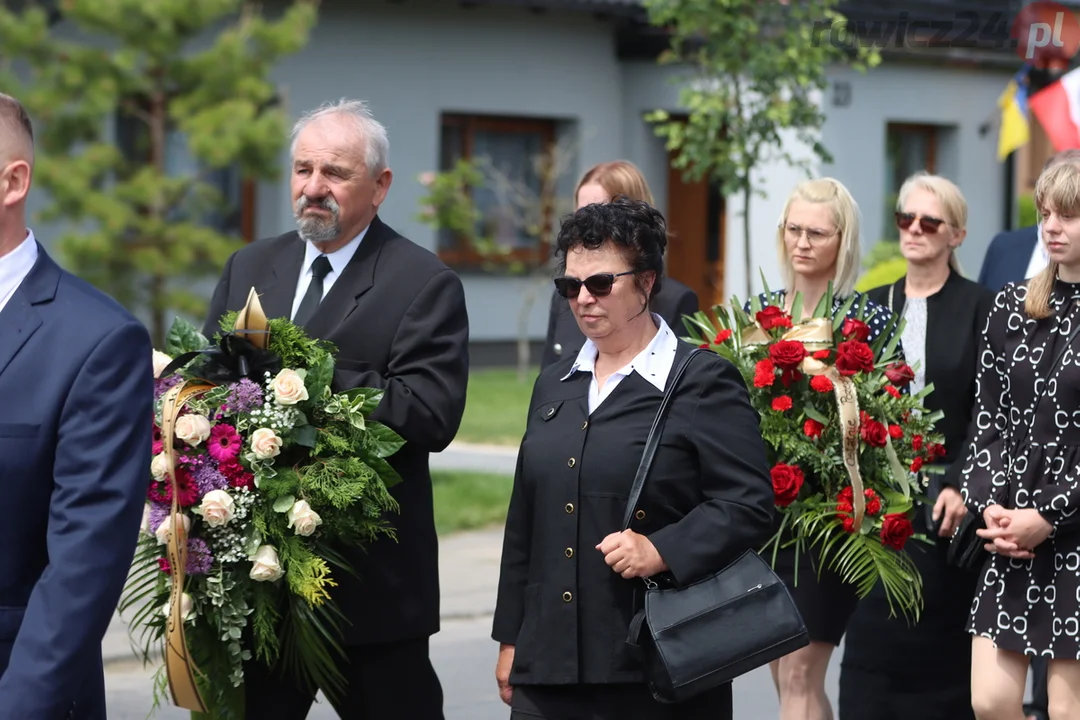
[
  {"left": 164, "top": 316, "right": 210, "bottom": 355},
  {"left": 855, "top": 257, "right": 907, "bottom": 293},
  {"left": 1018, "top": 191, "right": 1038, "bottom": 228},
  {"left": 642, "top": 0, "right": 881, "bottom": 298},
  {"left": 862, "top": 239, "right": 904, "bottom": 269},
  {"left": 0, "top": 0, "right": 319, "bottom": 347}
]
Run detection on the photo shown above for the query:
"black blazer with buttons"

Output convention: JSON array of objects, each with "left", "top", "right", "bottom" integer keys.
[
  {"left": 492, "top": 337, "right": 776, "bottom": 687},
  {"left": 539, "top": 278, "right": 700, "bottom": 369}
]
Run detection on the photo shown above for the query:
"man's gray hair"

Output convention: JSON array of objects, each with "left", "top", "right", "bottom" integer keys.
[
  {"left": 1045, "top": 148, "right": 1080, "bottom": 170},
  {"left": 0, "top": 92, "right": 34, "bottom": 163},
  {"left": 291, "top": 98, "right": 389, "bottom": 175}
]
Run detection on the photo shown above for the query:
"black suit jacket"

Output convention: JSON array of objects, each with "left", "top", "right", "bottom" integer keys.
[
  {"left": 868, "top": 270, "right": 994, "bottom": 491},
  {"left": 978, "top": 225, "right": 1038, "bottom": 292},
  {"left": 203, "top": 216, "right": 470, "bottom": 645},
  {"left": 539, "top": 277, "right": 699, "bottom": 369},
  {"left": 492, "top": 340, "right": 775, "bottom": 686}
]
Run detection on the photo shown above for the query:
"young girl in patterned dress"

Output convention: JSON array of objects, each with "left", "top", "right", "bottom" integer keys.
[{"left": 961, "top": 159, "right": 1080, "bottom": 720}]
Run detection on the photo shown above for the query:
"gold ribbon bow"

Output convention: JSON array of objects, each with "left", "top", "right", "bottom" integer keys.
[
  {"left": 161, "top": 288, "right": 268, "bottom": 711},
  {"left": 744, "top": 316, "right": 866, "bottom": 528}
]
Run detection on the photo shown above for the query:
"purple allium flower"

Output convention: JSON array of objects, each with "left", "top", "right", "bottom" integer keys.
[
  {"left": 186, "top": 454, "right": 229, "bottom": 495},
  {"left": 224, "top": 379, "right": 264, "bottom": 414},
  {"left": 185, "top": 537, "right": 213, "bottom": 575},
  {"left": 148, "top": 501, "right": 171, "bottom": 534},
  {"left": 154, "top": 374, "right": 183, "bottom": 401}
]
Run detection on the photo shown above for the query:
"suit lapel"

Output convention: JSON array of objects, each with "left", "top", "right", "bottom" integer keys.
[
  {"left": 0, "top": 243, "right": 59, "bottom": 379},
  {"left": 304, "top": 216, "right": 389, "bottom": 339},
  {"left": 259, "top": 238, "right": 305, "bottom": 322}
]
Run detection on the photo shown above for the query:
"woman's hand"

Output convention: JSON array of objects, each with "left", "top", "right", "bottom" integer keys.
[
  {"left": 977, "top": 506, "right": 1053, "bottom": 559},
  {"left": 495, "top": 643, "right": 514, "bottom": 706},
  {"left": 933, "top": 486, "right": 968, "bottom": 537},
  {"left": 596, "top": 529, "right": 668, "bottom": 579}
]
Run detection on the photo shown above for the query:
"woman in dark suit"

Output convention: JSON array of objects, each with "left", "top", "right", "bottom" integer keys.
[
  {"left": 492, "top": 197, "right": 776, "bottom": 719},
  {"left": 840, "top": 172, "right": 993, "bottom": 720},
  {"left": 539, "top": 161, "right": 698, "bottom": 369}
]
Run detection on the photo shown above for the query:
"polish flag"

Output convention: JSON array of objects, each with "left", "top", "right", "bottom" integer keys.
[{"left": 1029, "top": 67, "right": 1080, "bottom": 151}]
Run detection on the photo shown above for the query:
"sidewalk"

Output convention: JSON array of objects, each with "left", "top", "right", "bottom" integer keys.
[{"left": 102, "top": 525, "right": 506, "bottom": 665}]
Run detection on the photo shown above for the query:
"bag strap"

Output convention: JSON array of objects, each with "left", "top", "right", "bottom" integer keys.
[
  {"left": 1013, "top": 315, "right": 1080, "bottom": 448},
  {"left": 621, "top": 347, "right": 708, "bottom": 530}
]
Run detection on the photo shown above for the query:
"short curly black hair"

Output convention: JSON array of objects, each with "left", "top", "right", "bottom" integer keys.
[{"left": 554, "top": 195, "right": 668, "bottom": 302}]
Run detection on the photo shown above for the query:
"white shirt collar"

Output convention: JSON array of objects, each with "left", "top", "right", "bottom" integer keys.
[
  {"left": 0, "top": 230, "right": 39, "bottom": 313},
  {"left": 560, "top": 313, "right": 679, "bottom": 392},
  {"left": 301, "top": 224, "right": 369, "bottom": 277}
]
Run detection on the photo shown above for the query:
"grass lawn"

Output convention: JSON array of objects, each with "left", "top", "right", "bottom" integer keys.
[
  {"left": 432, "top": 470, "right": 513, "bottom": 535},
  {"left": 457, "top": 366, "right": 538, "bottom": 446}
]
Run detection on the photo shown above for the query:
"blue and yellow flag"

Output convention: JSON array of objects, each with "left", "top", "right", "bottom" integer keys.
[{"left": 998, "top": 66, "right": 1031, "bottom": 161}]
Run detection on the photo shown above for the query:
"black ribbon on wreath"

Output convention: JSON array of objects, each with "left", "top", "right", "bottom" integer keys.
[{"left": 159, "top": 331, "right": 281, "bottom": 384}]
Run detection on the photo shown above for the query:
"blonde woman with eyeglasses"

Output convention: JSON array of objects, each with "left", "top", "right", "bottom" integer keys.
[{"left": 749, "top": 178, "right": 898, "bottom": 720}]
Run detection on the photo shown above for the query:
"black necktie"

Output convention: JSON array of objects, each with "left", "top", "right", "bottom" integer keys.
[{"left": 293, "top": 255, "right": 332, "bottom": 328}]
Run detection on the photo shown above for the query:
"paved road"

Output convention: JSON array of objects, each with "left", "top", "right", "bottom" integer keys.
[{"left": 105, "top": 614, "right": 843, "bottom": 719}]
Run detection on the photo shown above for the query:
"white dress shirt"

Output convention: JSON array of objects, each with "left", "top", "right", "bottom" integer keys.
[
  {"left": 1026, "top": 222, "right": 1049, "bottom": 279},
  {"left": 561, "top": 314, "right": 679, "bottom": 414},
  {"left": 290, "top": 225, "right": 369, "bottom": 321},
  {"left": 0, "top": 230, "right": 38, "bottom": 315}
]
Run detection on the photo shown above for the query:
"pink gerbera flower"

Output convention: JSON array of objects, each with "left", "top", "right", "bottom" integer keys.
[{"left": 207, "top": 424, "right": 242, "bottom": 462}]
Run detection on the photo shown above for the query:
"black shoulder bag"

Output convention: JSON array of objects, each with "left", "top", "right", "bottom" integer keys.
[
  {"left": 624, "top": 348, "right": 809, "bottom": 704},
  {"left": 948, "top": 315, "right": 1080, "bottom": 571}
]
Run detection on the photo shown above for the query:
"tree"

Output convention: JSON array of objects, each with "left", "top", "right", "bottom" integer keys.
[
  {"left": 643, "top": 0, "right": 880, "bottom": 300},
  {"left": 0, "top": 0, "right": 319, "bottom": 347},
  {"left": 416, "top": 137, "right": 577, "bottom": 381}
]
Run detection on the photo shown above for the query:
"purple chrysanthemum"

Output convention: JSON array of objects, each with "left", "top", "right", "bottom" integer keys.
[
  {"left": 185, "top": 537, "right": 213, "bottom": 575},
  {"left": 154, "top": 374, "right": 183, "bottom": 401},
  {"left": 186, "top": 454, "right": 229, "bottom": 495},
  {"left": 147, "top": 501, "right": 171, "bottom": 534},
  {"left": 224, "top": 379, "right": 264, "bottom": 414}
]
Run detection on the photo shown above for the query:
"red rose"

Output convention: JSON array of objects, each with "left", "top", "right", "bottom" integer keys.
[
  {"left": 810, "top": 375, "right": 833, "bottom": 393},
  {"left": 884, "top": 362, "right": 915, "bottom": 387},
  {"left": 881, "top": 513, "right": 915, "bottom": 550},
  {"left": 698, "top": 343, "right": 710, "bottom": 349},
  {"left": 753, "top": 358, "right": 776, "bottom": 388},
  {"left": 837, "top": 486, "right": 854, "bottom": 503},
  {"left": 756, "top": 305, "right": 789, "bottom": 331},
  {"left": 888, "top": 424, "right": 903, "bottom": 440},
  {"left": 910, "top": 457, "right": 923, "bottom": 472},
  {"left": 714, "top": 328, "right": 733, "bottom": 344},
  {"left": 772, "top": 396, "right": 793, "bottom": 412},
  {"left": 835, "top": 340, "right": 875, "bottom": 376},
  {"left": 804, "top": 418, "right": 824, "bottom": 438},
  {"left": 864, "top": 489, "right": 882, "bottom": 515},
  {"left": 842, "top": 318, "right": 871, "bottom": 342},
  {"left": 771, "top": 463, "right": 805, "bottom": 507},
  {"left": 837, "top": 501, "right": 853, "bottom": 513},
  {"left": 927, "top": 442, "right": 947, "bottom": 458},
  {"left": 812, "top": 349, "right": 831, "bottom": 360},
  {"left": 158, "top": 558, "right": 172, "bottom": 575},
  {"left": 883, "top": 385, "right": 901, "bottom": 399},
  {"left": 911, "top": 435, "right": 923, "bottom": 452},
  {"left": 841, "top": 516, "right": 856, "bottom": 533},
  {"left": 860, "top": 418, "right": 888, "bottom": 448},
  {"left": 769, "top": 340, "right": 807, "bottom": 369}
]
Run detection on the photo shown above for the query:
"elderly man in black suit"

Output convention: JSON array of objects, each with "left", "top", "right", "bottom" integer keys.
[{"left": 203, "top": 99, "right": 469, "bottom": 720}]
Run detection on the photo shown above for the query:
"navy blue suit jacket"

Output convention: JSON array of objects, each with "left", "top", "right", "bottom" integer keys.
[
  {"left": 0, "top": 243, "right": 153, "bottom": 718},
  {"left": 978, "top": 225, "right": 1038, "bottom": 292}
]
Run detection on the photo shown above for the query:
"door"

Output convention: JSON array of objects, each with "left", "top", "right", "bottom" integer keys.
[{"left": 665, "top": 154, "right": 726, "bottom": 320}]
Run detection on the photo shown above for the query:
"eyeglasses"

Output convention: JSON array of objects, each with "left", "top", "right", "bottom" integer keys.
[
  {"left": 553, "top": 271, "right": 635, "bottom": 299},
  {"left": 784, "top": 224, "right": 838, "bottom": 245},
  {"left": 895, "top": 212, "right": 946, "bottom": 234}
]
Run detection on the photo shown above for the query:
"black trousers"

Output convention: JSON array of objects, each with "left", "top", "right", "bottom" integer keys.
[
  {"left": 241, "top": 637, "right": 444, "bottom": 719},
  {"left": 509, "top": 683, "right": 732, "bottom": 720}
]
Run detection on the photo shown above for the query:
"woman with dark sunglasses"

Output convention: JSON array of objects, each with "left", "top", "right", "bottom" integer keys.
[
  {"left": 839, "top": 172, "right": 993, "bottom": 720},
  {"left": 492, "top": 197, "right": 776, "bottom": 719},
  {"left": 750, "top": 177, "right": 897, "bottom": 720}
]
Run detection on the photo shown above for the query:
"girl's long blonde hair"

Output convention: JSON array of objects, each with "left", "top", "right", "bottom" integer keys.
[
  {"left": 574, "top": 161, "right": 655, "bottom": 206},
  {"left": 1027, "top": 160, "right": 1080, "bottom": 318}
]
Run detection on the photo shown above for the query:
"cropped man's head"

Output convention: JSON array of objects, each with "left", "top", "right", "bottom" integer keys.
[{"left": 0, "top": 93, "right": 34, "bottom": 227}]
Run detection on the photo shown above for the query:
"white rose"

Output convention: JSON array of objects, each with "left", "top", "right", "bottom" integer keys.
[
  {"left": 174, "top": 414, "right": 211, "bottom": 447},
  {"left": 154, "top": 513, "right": 191, "bottom": 546},
  {"left": 271, "top": 369, "right": 309, "bottom": 406},
  {"left": 152, "top": 350, "right": 174, "bottom": 379},
  {"left": 250, "top": 428, "right": 283, "bottom": 460},
  {"left": 139, "top": 504, "right": 153, "bottom": 536},
  {"left": 249, "top": 545, "right": 284, "bottom": 582},
  {"left": 161, "top": 592, "right": 195, "bottom": 622},
  {"left": 150, "top": 453, "right": 169, "bottom": 481},
  {"left": 199, "top": 490, "right": 235, "bottom": 528},
  {"left": 286, "top": 500, "right": 323, "bottom": 537}
]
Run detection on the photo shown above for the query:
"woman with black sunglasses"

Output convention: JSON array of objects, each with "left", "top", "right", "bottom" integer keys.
[
  {"left": 839, "top": 172, "right": 993, "bottom": 720},
  {"left": 492, "top": 197, "right": 776, "bottom": 719}
]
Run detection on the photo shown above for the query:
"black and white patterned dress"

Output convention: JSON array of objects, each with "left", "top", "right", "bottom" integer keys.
[
  {"left": 752, "top": 289, "right": 895, "bottom": 344},
  {"left": 961, "top": 280, "right": 1080, "bottom": 659}
]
